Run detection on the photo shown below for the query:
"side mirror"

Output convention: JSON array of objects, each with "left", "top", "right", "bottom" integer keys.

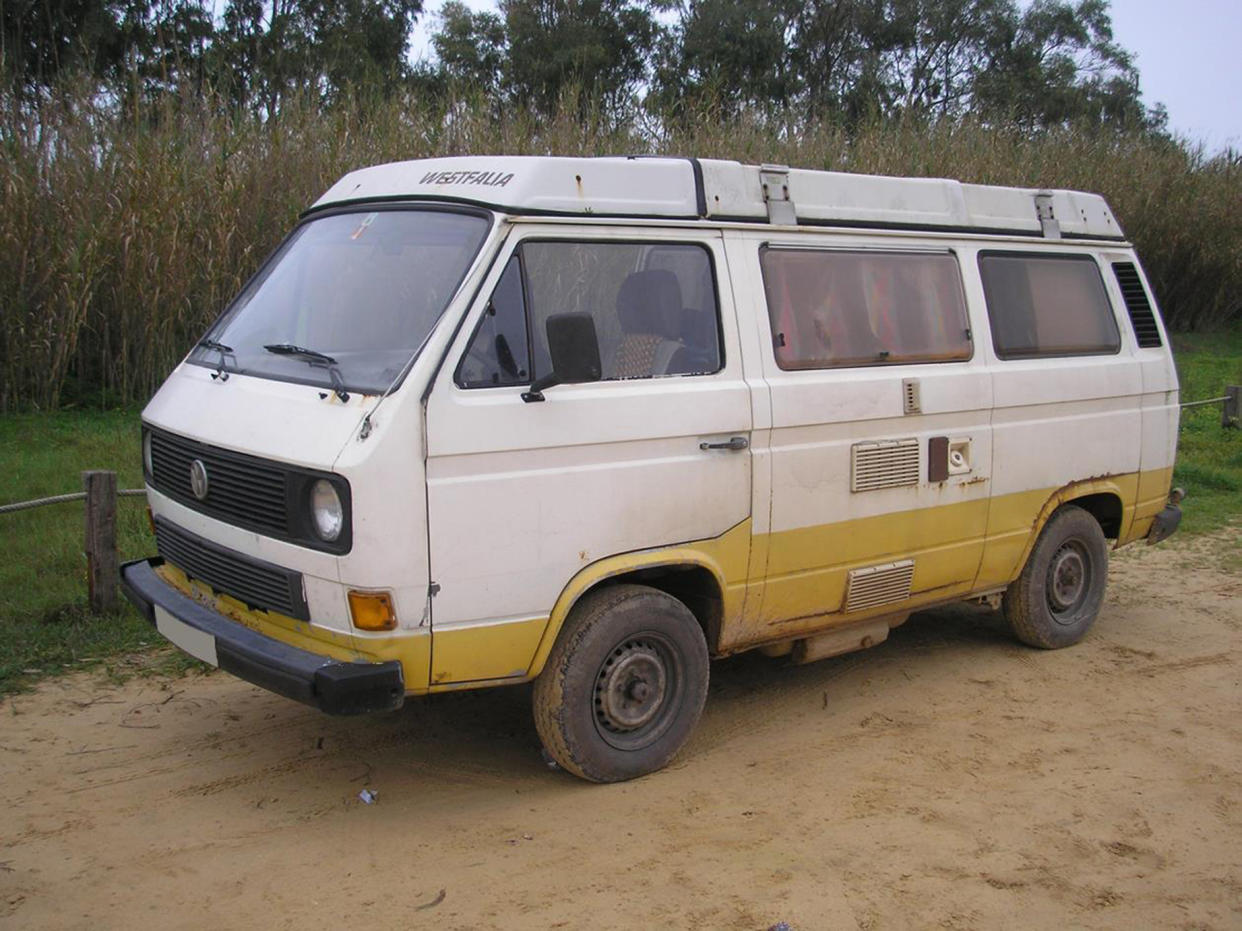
[{"left": 522, "top": 313, "right": 602, "bottom": 402}]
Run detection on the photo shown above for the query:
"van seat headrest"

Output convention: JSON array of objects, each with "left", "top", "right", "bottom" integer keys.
[{"left": 616, "top": 270, "right": 683, "bottom": 339}]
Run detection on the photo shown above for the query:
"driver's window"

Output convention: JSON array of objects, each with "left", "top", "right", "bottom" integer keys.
[{"left": 456, "top": 255, "right": 531, "bottom": 388}]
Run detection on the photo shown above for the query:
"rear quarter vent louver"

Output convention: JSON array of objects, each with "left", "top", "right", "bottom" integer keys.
[{"left": 1112, "top": 262, "right": 1163, "bottom": 349}]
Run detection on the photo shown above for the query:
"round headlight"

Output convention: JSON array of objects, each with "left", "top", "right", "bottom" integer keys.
[
  {"left": 142, "top": 431, "right": 153, "bottom": 476},
  {"left": 310, "top": 479, "right": 343, "bottom": 541}
]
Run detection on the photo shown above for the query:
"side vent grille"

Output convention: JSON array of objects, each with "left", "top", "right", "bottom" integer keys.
[
  {"left": 852, "top": 439, "right": 920, "bottom": 492},
  {"left": 1112, "top": 262, "right": 1163, "bottom": 348},
  {"left": 845, "top": 560, "right": 915, "bottom": 612}
]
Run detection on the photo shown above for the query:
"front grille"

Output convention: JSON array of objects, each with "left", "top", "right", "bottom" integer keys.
[
  {"left": 155, "top": 518, "right": 308, "bottom": 620},
  {"left": 144, "top": 427, "right": 352, "bottom": 554},
  {"left": 149, "top": 430, "right": 287, "bottom": 534}
]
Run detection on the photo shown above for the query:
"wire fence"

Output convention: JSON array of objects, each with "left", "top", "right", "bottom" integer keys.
[
  {"left": 0, "top": 488, "right": 145, "bottom": 515},
  {"left": 1180, "top": 386, "right": 1238, "bottom": 427},
  {"left": 0, "top": 471, "right": 144, "bottom": 612},
  {"left": 1181, "top": 395, "right": 1228, "bottom": 409}
]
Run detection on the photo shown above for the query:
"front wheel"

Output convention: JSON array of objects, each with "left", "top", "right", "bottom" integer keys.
[
  {"left": 533, "top": 584, "right": 709, "bottom": 782},
  {"left": 1003, "top": 505, "right": 1109, "bottom": 649}
]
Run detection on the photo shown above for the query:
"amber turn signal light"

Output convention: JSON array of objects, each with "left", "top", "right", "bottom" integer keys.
[{"left": 349, "top": 590, "right": 397, "bottom": 631}]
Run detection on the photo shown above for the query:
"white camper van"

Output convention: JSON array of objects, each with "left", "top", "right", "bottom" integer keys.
[{"left": 121, "top": 156, "right": 1182, "bottom": 782}]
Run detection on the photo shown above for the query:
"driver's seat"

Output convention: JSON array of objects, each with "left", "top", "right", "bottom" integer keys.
[{"left": 609, "top": 270, "right": 685, "bottom": 379}]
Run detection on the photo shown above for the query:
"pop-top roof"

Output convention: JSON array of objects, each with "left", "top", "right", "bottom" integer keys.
[{"left": 312, "top": 155, "right": 1124, "bottom": 240}]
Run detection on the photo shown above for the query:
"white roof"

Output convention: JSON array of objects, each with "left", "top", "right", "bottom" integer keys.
[{"left": 312, "top": 155, "right": 1124, "bottom": 240}]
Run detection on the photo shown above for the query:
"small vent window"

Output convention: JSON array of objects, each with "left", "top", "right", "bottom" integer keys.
[
  {"left": 457, "top": 255, "right": 531, "bottom": 388},
  {"left": 1112, "top": 262, "right": 1163, "bottom": 348}
]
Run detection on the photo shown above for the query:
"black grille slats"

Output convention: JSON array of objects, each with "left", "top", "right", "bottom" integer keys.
[
  {"left": 1112, "top": 262, "right": 1163, "bottom": 348},
  {"left": 155, "top": 519, "right": 308, "bottom": 620},
  {"left": 149, "top": 430, "right": 289, "bottom": 533}
]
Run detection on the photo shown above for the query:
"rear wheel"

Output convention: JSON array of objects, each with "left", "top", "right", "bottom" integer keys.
[
  {"left": 1003, "top": 505, "right": 1109, "bottom": 649},
  {"left": 533, "top": 584, "right": 709, "bottom": 782}
]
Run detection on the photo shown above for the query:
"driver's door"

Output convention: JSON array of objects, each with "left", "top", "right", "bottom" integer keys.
[{"left": 423, "top": 226, "right": 754, "bottom": 687}]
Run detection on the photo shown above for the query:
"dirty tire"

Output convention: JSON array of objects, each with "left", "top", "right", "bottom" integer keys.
[
  {"left": 533, "top": 584, "right": 709, "bottom": 783},
  {"left": 1003, "top": 505, "right": 1109, "bottom": 649}
]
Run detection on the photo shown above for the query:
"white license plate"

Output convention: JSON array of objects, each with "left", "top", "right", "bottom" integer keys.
[{"left": 155, "top": 605, "right": 219, "bottom": 667}]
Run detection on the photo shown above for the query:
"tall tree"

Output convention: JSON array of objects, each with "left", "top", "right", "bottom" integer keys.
[
  {"left": 876, "top": 0, "right": 1005, "bottom": 116},
  {"left": 211, "top": 0, "right": 303, "bottom": 112},
  {"left": 652, "top": 0, "right": 1156, "bottom": 130},
  {"left": 973, "top": 0, "right": 1151, "bottom": 128},
  {"left": 433, "top": 0, "right": 507, "bottom": 95},
  {"left": 501, "top": 0, "right": 659, "bottom": 118},
  {"left": 791, "top": 0, "right": 891, "bottom": 122},
  {"left": 211, "top": 0, "right": 421, "bottom": 112},
  {"left": 304, "top": 0, "right": 421, "bottom": 99},
  {"left": 111, "top": 0, "right": 216, "bottom": 101},
  {"left": 2, "top": 0, "right": 124, "bottom": 95},
  {"left": 651, "top": 0, "right": 793, "bottom": 119}
]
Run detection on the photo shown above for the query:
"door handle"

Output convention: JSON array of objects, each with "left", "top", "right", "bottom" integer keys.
[{"left": 700, "top": 436, "right": 749, "bottom": 451}]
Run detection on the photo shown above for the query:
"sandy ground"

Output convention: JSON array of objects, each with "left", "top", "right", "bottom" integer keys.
[{"left": 1, "top": 531, "right": 1240, "bottom": 930}]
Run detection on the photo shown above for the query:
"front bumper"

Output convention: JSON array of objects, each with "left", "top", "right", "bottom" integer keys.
[
  {"left": 120, "top": 557, "right": 404, "bottom": 715},
  {"left": 1146, "top": 489, "right": 1184, "bottom": 545}
]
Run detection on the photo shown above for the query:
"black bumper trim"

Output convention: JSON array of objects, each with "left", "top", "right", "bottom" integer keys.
[
  {"left": 1146, "top": 503, "right": 1182, "bottom": 545},
  {"left": 120, "top": 557, "right": 404, "bottom": 715}
]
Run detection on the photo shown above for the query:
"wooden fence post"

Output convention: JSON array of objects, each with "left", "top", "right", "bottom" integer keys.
[
  {"left": 83, "top": 470, "right": 118, "bottom": 613},
  {"left": 1225, "top": 386, "right": 1239, "bottom": 429}
]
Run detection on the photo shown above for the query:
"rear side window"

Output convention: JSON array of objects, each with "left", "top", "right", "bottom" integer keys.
[
  {"left": 979, "top": 252, "right": 1120, "bottom": 359},
  {"left": 759, "top": 248, "right": 972, "bottom": 370}
]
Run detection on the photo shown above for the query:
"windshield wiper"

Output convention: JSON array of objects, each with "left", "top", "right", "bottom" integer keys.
[
  {"left": 198, "top": 338, "right": 235, "bottom": 382},
  {"left": 263, "top": 343, "right": 350, "bottom": 402}
]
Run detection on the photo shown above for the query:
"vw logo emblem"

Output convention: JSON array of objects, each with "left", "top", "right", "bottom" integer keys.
[{"left": 189, "top": 459, "right": 210, "bottom": 501}]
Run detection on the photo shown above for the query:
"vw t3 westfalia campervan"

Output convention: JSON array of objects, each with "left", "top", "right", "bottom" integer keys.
[{"left": 121, "top": 157, "right": 1182, "bottom": 781}]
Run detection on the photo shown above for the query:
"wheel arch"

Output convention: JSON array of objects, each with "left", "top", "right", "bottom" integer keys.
[
  {"left": 527, "top": 550, "right": 729, "bottom": 679},
  {"left": 1010, "top": 478, "right": 1130, "bottom": 583}
]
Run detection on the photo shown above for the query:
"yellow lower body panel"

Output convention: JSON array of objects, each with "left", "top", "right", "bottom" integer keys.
[
  {"left": 430, "top": 617, "right": 550, "bottom": 688},
  {"left": 157, "top": 564, "right": 549, "bottom": 696},
  {"left": 157, "top": 466, "right": 1174, "bottom": 697},
  {"left": 527, "top": 518, "right": 756, "bottom": 677},
  {"left": 737, "top": 499, "right": 989, "bottom": 649},
  {"left": 155, "top": 564, "right": 434, "bottom": 695},
  {"left": 734, "top": 469, "right": 1172, "bottom": 654},
  {"left": 1127, "top": 466, "right": 1177, "bottom": 545}
]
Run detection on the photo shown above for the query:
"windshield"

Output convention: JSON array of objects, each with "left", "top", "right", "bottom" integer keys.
[{"left": 189, "top": 208, "right": 491, "bottom": 394}]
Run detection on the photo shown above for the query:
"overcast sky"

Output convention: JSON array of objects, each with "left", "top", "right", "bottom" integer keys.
[
  {"left": 410, "top": 0, "right": 1241, "bottom": 152},
  {"left": 1108, "top": 0, "right": 1240, "bottom": 150}
]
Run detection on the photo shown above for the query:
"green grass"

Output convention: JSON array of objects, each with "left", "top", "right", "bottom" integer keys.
[
  {"left": 0, "top": 332, "right": 1239, "bottom": 695},
  {"left": 0, "top": 411, "right": 204, "bottom": 694},
  {"left": 1170, "top": 328, "right": 1242, "bottom": 534}
]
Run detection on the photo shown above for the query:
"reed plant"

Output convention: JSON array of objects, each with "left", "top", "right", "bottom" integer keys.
[{"left": 2, "top": 87, "right": 1239, "bottom": 411}]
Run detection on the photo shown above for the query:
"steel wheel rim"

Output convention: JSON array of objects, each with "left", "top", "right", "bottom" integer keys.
[
  {"left": 593, "top": 631, "right": 683, "bottom": 751},
  {"left": 1046, "top": 540, "right": 1090, "bottom": 621}
]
